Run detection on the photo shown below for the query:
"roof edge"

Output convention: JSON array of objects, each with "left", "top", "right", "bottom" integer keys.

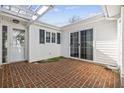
[
  {"left": 61, "top": 13, "right": 105, "bottom": 29},
  {"left": 34, "top": 21, "right": 62, "bottom": 31}
]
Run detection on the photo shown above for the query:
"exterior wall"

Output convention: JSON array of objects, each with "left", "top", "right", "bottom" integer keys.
[
  {"left": 0, "top": 13, "right": 118, "bottom": 69},
  {"left": 0, "top": 15, "right": 28, "bottom": 64},
  {"left": 61, "top": 16, "right": 118, "bottom": 66},
  {"left": 29, "top": 24, "right": 61, "bottom": 62}
]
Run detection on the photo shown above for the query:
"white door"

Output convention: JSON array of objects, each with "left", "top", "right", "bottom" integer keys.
[{"left": 10, "top": 28, "right": 25, "bottom": 62}]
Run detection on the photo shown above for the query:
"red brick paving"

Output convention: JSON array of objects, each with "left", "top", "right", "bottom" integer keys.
[{"left": 0, "top": 58, "right": 120, "bottom": 88}]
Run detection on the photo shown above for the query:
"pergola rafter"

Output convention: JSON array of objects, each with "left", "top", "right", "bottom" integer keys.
[{"left": 0, "top": 5, "right": 54, "bottom": 26}]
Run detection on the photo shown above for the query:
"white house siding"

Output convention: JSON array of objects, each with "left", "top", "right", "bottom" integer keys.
[
  {"left": 61, "top": 16, "right": 118, "bottom": 66},
  {"left": 61, "top": 31, "right": 70, "bottom": 57},
  {"left": 94, "top": 20, "right": 117, "bottom": 66},
  {"left": 29, "top": 24, "right": 61, "bottom": 62}
]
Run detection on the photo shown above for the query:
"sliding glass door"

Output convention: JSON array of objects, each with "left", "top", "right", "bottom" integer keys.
[
  {"left": 70, "top": 32, "right": 79, "bottom": 57},
  {"left": 70, "top": 29, "right": 93, "bottom": 60},
  {"left": 80, "top": 29, "right": 93, "bottom": 60}
]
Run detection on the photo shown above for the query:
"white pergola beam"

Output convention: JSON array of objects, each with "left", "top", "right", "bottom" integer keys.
[
  {"left": 0, "top": 7, "right": 31, "bottom": 20},
  {"left": 12, "top": 5, "right": 35, "bottom": 14},
  {"left": 26, "top": 5, "right": 54, "bottom": 27}
]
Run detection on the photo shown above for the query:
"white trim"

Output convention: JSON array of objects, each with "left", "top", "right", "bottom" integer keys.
[
  {"left": 12, "top": 6, "right": 35, "bottom": 14},
  {"left": 121, "top": 73, "right": 124, "bottom": 87},
  {"left": 68, "top": 56, "right": 117, "bottom": 67},
  {"left": 61, "top": 14, "right": 104, "bottom": 28},
  {"left": 68, "top": 32, "right": 70, "bottom": 57},
  {"left": 0, "top": 60, "right": 27, "bottom": 65},
  {"left": 34, "top": 21, "right": 61, "bottom": 31},
  {"left": 122, "top": 73, "right": 124, "bottom": 78},
  {"left": 8, "top": 24, "right": 11, "bottom": 63},
  {"left": 0, "top": 19, "right": 2, "bottom": 65},
  {"left": 0, "top": 9, "right": 31, "bottom": 21},
  {"left": 93, "top": 28, "right": 96, "bottom": 62}
]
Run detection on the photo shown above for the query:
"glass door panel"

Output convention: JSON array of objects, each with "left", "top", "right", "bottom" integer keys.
[
  {"left": 80, "top": 29, "right": 93, "bottom": 60},
  {"left": 70, "top": 32, "right": 79, "bottom": 57}
]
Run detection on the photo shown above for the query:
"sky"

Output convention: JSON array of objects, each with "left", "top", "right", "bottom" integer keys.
[{"left": 39, "top": 5, "right": 103, "bottom": 27}]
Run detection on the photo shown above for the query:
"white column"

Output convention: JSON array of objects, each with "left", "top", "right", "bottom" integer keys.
[
  {"left": 121, "top": 6, "right": 124, "bottom": 87},
  {"left": 0, "top": 16, "right": 2, "bottom": 65}
]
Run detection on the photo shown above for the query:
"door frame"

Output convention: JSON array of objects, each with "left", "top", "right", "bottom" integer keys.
[
  {"left": 69, "top": 28, "right": 94, "bottom": 61},
  {"left": 9, "top": 28, "right": 26, "bottom": 63}
]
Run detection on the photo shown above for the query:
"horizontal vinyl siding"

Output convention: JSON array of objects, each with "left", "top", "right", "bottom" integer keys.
[{"left": 95, "top": 41, "right": 118, "bottom": 66}]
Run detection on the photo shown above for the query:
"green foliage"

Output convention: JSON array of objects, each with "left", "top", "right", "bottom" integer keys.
[
  {"left": 47, "top": 56, "right": 65, "bottom": 62},
  {"left": 35, "top": 56, "right": 65, "bottom": 64}
]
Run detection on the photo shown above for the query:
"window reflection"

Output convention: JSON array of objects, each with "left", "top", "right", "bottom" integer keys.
[{"left": 13, "top": 29, "right": 25, "bottom": 53}]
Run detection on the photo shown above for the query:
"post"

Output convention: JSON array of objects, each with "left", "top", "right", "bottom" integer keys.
[{"left": 121, "top": 6, "right": 124, "bottom": 87}]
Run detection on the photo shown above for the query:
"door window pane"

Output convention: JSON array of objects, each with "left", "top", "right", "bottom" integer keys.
[
  {"left": 12, "top": 29, "right": 25, "bottom": 47},
  {"left": 46, "top": 32, "right": 50, "bottom": 43},
  {"left": 70, "top": 32, "right": 79, "bottom": 57},
  {"left": 11, "top": 28, "right": 25, "bottom": 62}
]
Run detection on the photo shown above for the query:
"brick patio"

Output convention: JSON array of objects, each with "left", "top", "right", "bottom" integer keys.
[{"left": 0, "top": 58, "right": 120, "bottom": 88}]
